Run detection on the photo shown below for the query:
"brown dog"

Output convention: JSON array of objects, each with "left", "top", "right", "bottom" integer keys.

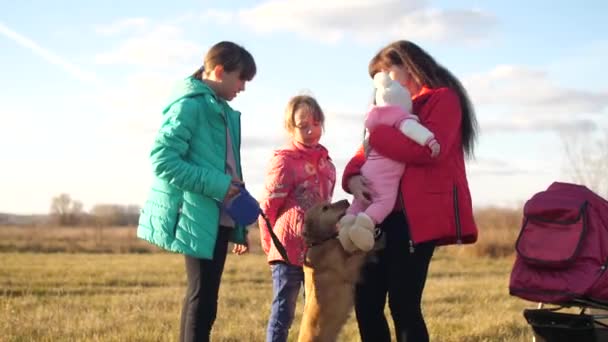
[{"left": 297, "top": 199, "right": 367, "bottom": 342}]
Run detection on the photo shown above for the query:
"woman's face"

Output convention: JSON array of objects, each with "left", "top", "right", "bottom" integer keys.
[
  {"left": 387, "top": 65, "right": 420, "bottom": 96},
  {"left": 291, "top": 106, "right": 322, "bottom": 146}
]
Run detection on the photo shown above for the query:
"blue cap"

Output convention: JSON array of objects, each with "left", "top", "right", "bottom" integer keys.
[{"left": 224, "top": 185, "right": 261, "bottom": 226}]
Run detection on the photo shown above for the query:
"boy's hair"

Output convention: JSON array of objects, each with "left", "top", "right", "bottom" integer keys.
[
  {"left": 192, "top": 41, "right": 257, "bottom": 81},
  {"left": 284, "top": 95, "right": 325, "bottom": 133}
]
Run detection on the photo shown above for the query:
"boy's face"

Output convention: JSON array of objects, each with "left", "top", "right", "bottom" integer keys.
[
  {"left": 218, "top": 69, "right": 246, "bottom": 101},
  {"left": 208, "top": 66, "right": 246, "bottom": 101},
  {"left": 292, "top": 107, "right": 322, "bottom": 146}
]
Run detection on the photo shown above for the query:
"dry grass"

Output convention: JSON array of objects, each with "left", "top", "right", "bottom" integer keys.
[
  {"left": 0, "top": 226, "right": 158, "bottom": 254},
  {"left": 0, "top": 207, "right": 535, "bottom": 340},
  {"left": 1, "top": 251, "right": 535, "bottom": 341}
]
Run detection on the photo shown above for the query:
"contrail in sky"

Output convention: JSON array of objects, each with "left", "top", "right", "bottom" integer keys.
[{"left": 0, "top": 21, "right": 98, "bottom": 83}]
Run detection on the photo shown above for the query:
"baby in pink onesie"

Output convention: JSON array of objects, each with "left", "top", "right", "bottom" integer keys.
[{"left": 338, "top": 72, "right": 440, "bottom": 253}]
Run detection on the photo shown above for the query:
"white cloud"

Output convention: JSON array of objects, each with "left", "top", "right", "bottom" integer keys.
[
  {"left": 466, "top": 65, "right": 608, "bottom": 135},
  {"left": 388, "top": 8, "right": 496, "bottom": 44},
  {"left": 465, "top": 65, "right": 608, "bottom": 114},
  {"left": 482, "top": 118, "right": 597, "bottom": 133},
  {"left": 202, "top": 0, "right": 497, "bottom": 44},
  {"left": 94, "top": 22, "right": 203, "bottom": 68}
]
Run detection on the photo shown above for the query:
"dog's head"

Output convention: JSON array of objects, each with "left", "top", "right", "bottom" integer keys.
[{"left": 303, "top": 199, "right": 350, "bottom": 246}]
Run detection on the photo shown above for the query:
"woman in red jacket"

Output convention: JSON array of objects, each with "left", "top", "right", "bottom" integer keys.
[{"left": 342, "top": 40, "right": 478, "bottom": 342}]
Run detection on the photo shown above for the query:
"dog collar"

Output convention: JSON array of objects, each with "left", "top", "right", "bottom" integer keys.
[{"left": 306, "top": 232, "right": 339, "bottom": 248}]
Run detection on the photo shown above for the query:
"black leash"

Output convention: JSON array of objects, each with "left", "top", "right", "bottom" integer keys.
[{"left": 260, "top": 212, "right": 290, "bottom": 264}]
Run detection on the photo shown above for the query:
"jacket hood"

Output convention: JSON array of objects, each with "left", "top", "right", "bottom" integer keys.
[{"left": 162, "top": 76, "right": 219, "bottom": 114}]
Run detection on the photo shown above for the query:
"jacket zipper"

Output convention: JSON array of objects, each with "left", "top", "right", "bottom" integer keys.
[
  {"left": 397, "top": 185, "right": 415, "bottom": 254},
  {"left": 453, "top": 185, "right": 462, "bottom": 244},
  {"left": 236, "top": 113, "right": 242, "bottom": 180}
]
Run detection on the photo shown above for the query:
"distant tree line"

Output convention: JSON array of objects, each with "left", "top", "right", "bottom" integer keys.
[
  {"left": 50, "top": 193, "right": 140, "bottom": 227},
  {"left": 561, "top": 129, "right": 608, "bottom": 198}
]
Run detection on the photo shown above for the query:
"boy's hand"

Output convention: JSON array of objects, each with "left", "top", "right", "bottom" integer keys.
[
  {"left": 224, "top": 184, "right": 241, "bottom": 201},
  {"left": 224, "top": 179, "right": 244, "bottom": 201}
]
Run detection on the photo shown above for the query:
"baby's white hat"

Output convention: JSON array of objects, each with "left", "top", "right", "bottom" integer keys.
[{"left": 373, "top": 72, "right": 412, "bottom": 111}]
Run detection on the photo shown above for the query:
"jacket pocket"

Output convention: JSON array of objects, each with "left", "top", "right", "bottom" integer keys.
[
  {"left": 515, "top": 199, "right": 587, "bottom": 268},
  {"left": 172, "top": 202, "right": 183, "bottom": 237}
]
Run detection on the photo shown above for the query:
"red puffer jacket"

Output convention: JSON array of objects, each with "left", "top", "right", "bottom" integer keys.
[
  {"left": 259, "top": 141, "right": 336, "bottom": 265},
  {"left": 342, "top": 86, "right": 477, "bottom": 246}
]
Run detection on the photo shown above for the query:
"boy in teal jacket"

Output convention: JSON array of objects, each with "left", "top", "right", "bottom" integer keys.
[{"left": 137, "top": 41, "right": 256, "bottom": 342}]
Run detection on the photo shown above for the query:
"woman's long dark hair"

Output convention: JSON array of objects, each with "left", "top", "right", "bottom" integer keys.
[{"left": 369, "top": 40, "right": 478, "bottom": 158}]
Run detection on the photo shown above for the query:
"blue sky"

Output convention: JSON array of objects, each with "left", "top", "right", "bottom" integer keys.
[{"left": 1, "top": 0, "right": 607, "bottom": 214}]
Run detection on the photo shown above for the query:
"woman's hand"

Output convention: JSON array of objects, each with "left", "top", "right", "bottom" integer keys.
[
  {"left": 348, "top": 175, "right": 373, "bottom": 206},
  {"left": 232, "top": 243, "right": 249, "bottom": 255}
]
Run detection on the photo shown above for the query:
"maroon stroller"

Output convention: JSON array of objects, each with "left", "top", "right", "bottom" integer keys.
[{"left": 510, "top": 182, "right": 608, "bottom": 341}]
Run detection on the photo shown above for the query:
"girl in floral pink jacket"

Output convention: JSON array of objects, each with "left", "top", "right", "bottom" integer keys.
[{"left": 258, "top": 95, "right": 336, "bottom": 342}]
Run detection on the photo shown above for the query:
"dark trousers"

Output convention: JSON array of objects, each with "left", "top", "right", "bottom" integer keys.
[
  {"left": 355, "top": 212, "right": 436, "bottom": 342},
  {"left": 266, "top": 262, "right": 304, "bottom": 342},
  {"left": 179, "top": 226, "right": 231, "bottom": 342}
]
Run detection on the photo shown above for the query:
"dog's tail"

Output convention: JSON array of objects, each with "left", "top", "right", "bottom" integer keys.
[{"left": 260, "top": 212, "right": 290, "bottom": 264}]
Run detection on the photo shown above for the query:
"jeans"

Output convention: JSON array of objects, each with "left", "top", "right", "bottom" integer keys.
[
  {"left": 266, "top": 262, "right": 304, "bottom": 342},
  {"left": 179, "top": 226, "right": 231, "bottom": 342},
  {"left": 355, "top": 211, "right": 436, "bottom": 342}
]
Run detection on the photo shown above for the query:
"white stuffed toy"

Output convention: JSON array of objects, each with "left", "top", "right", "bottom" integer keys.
[
  {"left": 374, "top": 71, "right": 412, "bottom": 112},
  {"left": 373, "top": 72, "right": 439, "bottom": 152},
  {"left": 337, "top": 72, "right": 440, "bottom": 254}
]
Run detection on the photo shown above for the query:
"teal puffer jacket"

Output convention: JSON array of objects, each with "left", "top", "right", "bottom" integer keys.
[{"left": 137, "top": 76, "right": 247, "bottom": 259}]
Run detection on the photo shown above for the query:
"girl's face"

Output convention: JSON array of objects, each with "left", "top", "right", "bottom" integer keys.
[{"left": 291, "top": 106, "right": 322, "bottom": 146}]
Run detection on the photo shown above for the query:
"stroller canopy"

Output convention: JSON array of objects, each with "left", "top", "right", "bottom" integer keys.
[{"left": 510, "top": 182, "right": 608, "bottom": 305}]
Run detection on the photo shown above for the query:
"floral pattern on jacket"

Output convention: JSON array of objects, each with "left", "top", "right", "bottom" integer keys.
[{"left": 258, "top": 141, "right": 336, "bottom": 266}]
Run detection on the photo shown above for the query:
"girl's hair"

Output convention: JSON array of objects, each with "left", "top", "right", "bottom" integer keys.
[
  {"left": 192, "top": 41, "right": 257, "bottom": 81},
  {"left": 369, "top": 40, "right": 478, "bottom": 158},
  {"left": 284, "top": 95, "right": 325, "bottom": 133}
]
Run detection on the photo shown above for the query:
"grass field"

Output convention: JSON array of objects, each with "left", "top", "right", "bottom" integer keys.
[{"left": 0, "top": 249, "right": 536, "bottom": 341}]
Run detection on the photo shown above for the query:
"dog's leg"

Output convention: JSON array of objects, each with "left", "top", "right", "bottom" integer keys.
[{"left": 298, "top": 266, "right": 319, "bottom": 342}]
